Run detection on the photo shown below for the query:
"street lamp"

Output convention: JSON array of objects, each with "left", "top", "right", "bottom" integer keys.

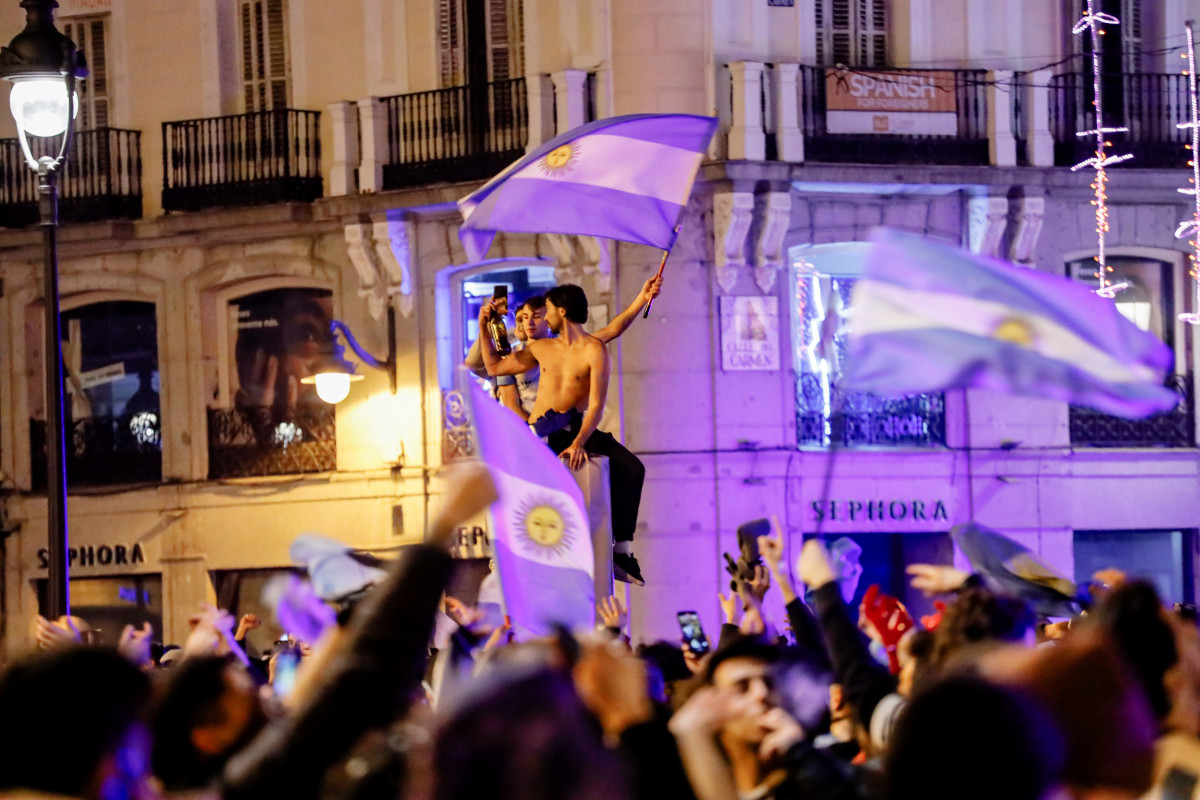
[
  {"left": 302, "top": 306, "right": 397, "bottom": 404},
  {"left": 1, "top": 0, "right": 87, "bottom": 620}
]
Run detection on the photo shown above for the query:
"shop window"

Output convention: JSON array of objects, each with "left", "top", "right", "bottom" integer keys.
[
  {"left": 1066, "top": 256, "right": 1192, "bottom": 447},
  {"left": 792, "top": 246, "right": 945, "bottom": 448},
  {"left": 809, "top": 532, "right": 952, "bottom": 622},
  {"left": 211, "top": 567, "right": 296, "bottom": 658},
  {"left": 29, "top": 301, "right": 161, "bottom": 489},
  {"left": 207, "top": 287, "right": 336, "bottom": 479},
  {"left": 1074, "top": 529, "right": 1194, "bottom": 604},
  {"left": 36, "top": 574, "right": 162, "bottom": 647}
]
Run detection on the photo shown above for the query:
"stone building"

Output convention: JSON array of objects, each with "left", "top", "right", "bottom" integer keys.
[{"left": 0, "top": 0, "right": 1197, "bottom": 654}]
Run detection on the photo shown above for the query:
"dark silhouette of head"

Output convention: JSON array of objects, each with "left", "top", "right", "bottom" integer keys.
[
  {"left": 545, "top": 285, "right": 589, "bottom": 327},
  {"left": 0, "top": 647, "right": 152, "bottom": 798}
]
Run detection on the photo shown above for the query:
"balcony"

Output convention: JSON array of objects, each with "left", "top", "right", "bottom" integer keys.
[
  {"left": 1049, "top": 72, "right": 1190, "bottom": 169},
  {"left": 30, "top": 414, "right": 162, "bottom": 490},
  {"left": 1069, "top": 374, "right": 1195, "bottom": 448},
  {"left": 796, "top": 377, "right": 947, "bottom": 448},
  {"left": 379, "top": 78, "right": 529, "bottom": 190},
  {"left": 0, "top": 128, "right": 142, "bottom": 229},
  {"left": 794, "top": 66, "right": 990, "bottom": 166},
  {"left": 206, "top": 405, "right": 335, "bottom": 479},
  {"left": 162, "top": 109, "right": 322, "bottom": 213}
]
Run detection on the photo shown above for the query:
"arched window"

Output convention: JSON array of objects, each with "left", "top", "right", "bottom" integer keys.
[
  {"left": 207, "top": 287, "right": 337, "bottom": 478},
  {"left": 30, "top": 300, "right": 161, "bottom": 489}
]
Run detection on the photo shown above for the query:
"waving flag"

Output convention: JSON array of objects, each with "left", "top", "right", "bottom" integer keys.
[
  {"left": 463, "top": 375, "right": 594, "bottom": 637},
  {"left": 842, "top": 229, "right": 1178, "bottom": 419},
  {"left": 458, "top": 114, "right": 718, "bottom": 261}
]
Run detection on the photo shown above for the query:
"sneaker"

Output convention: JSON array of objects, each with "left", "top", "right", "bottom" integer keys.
[{"left": 613, "top": 552, "right": 645, "bottom": 586}]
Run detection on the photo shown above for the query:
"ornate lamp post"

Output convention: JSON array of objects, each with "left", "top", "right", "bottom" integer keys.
[{"left": 1, "top": 0, "right": 87, "bottom": 619}]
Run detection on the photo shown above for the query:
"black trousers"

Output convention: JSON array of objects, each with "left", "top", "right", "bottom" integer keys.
[{"left": 543, "top": 421, "right": 645, "bottom": 544}]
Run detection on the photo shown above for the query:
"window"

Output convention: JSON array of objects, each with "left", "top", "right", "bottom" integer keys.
[
  {"left": 208, "top": 287, "right": 336, "bottom": 479},
  {"left": 62, "top": 15, "right": 110, "bottom": 129},
  {"left": 29, "top": 301, "right": 162, "bottom": 488},
  {"left": 240, "top": 0, "right": 290, "bottom": 111},
  {"left": 815, "top": 0, "right": 888, "bottom": 68},
  {"left": 1074, "top": 529, "right": 1193, "bottom": 604},
  {"left": 36, "top": 575, "right": 162, "bottom": 646},
  {"left": 792, "top": 244, "right": 945, "bottom": 447},
  {"left": 1067, "top": 256, "right": 1173, "bottom": 351},
  {"left": 809, "top": 533, "right": 953, "bottom": 622},
  {"left": 438, "top": 0, "right": 525, "bottom": 87}
]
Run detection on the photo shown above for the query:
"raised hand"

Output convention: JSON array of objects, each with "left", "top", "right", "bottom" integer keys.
[
  {"left": 718, "top": 591, "right": 739, "bottom": 625},
  {"left": 597, "top": 595, "right": 627, "bottom": 630},
  {"left": 34, "top": 614, "right": 82, "bottom": 650},
  {"left": 235, "top": 613, "right": 262, "bottom": 641},
  {"left": 758, "top": 531, "right": 785, "bottom": 572},
  {"left": 906, "top": 563, "right": 969, "bottom": 597},
  {"left": 746, "top": 564, "right": 771, "bottom": 604},
  {"left": 117, "top": 622, "right": 154, "bottom": 668},
  {"left": 638, "top": 275, "right": 664, "bottom": 304},
  {"left": 758, "top": 707, "right": 805, "bottom": 761},
  {"left": 797, "top": 539, "right": 836, "bottom": 590}
]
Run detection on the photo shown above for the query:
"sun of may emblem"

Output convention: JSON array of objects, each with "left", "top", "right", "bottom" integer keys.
[
  {"left": 538, "top": 143, "right": 580, "bottom": 175},
  {"left": 512, "top": 494, "right": 579, "bottom": 556},
  {"left": 991, "top": 316, "right": 1036, "bottom": 347}
]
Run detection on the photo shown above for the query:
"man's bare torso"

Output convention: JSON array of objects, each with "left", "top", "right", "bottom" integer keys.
[{"left": 527, "top": 334, "right": 603, "bottom": 423}]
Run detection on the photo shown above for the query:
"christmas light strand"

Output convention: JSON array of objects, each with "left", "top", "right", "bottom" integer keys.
[
  {"left": 1071, "top": 0, "right": 1132, "bottom": 298},
  {"left": 1176, "top": 22, "right": 1200, "bottom": 325}
]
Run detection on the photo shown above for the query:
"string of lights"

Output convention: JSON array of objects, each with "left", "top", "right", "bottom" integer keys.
[
  {"left": 1176, "top": 22, "right": 1200, "bottom": 325},
  {"left": 1070, "top": 0, "right": 1132, "bottom": 298}
]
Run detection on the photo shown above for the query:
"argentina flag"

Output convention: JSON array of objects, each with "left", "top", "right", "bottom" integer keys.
[
  {"left": 458, "top": 114, "right": 718, "bottom": 261},
  {"left": 463, "top": 376, "right": 595, "bottom": 638},
  {"left": 842, "top": 229, "right": 1178, "bottom": 420}
]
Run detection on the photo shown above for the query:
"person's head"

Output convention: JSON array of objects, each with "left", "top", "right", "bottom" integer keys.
[
  {"left": 150, "top": 655, "right": 267, "bottom": 791},
  {"left": 516, "top": 296, "right": 549, "bottom": 341},
  {"left": 434, "top": 667, "right": 624, "bottom": 800},
  {"left": 932, "top": 588, "right": 1036, "bottom": 670},
  {"left": 544, "top": 285, "right": 588, "bottom": 333},
  {"left": 705, "top": 636, "right": 783, "bottom": 747},
  {"left": 0, "top": 647, "right": 152, "bottom": 799},
  {"left": 885, "top": 675, "right": 1066, "bottom": 800},
  {"left": 1087, "top": 579, "right": 1177, "bottom": 721}
]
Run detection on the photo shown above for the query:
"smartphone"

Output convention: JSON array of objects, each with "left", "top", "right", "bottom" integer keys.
[
  {"left": 677, "top": 610, "right": 710, "bottom": 656},
  {"left": 274, "top": 650, "right": 300, "bottom": 697},
  {"left": 736, "top": 518, "right": 771, "bottom": 564},
  {"left": 492, "top": 284, "right": 508, "bottom": 305}
]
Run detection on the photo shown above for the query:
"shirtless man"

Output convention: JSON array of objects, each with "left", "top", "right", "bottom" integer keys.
[{"left": 478, "top": 282, "right": 655, "bottom": 585}]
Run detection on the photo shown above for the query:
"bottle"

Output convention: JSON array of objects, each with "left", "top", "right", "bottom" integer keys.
[{"left": 487, "top": 287, "right": 512, "bottom": 356}]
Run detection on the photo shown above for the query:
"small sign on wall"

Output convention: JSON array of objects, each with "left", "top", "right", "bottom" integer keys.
[
  {"left": 768, "top": 0, "right": 795, "bottom": 6},
  {"left": 720, "top": 296, "right": 779, "bottom": 371}
]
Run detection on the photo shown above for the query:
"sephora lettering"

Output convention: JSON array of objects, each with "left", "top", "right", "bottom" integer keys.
[
  {"left": 37, "top": 543, "right": 147, "bottom": 570},
  {"left": 810, "top": 499, "right": 949, "bottom": 523}
]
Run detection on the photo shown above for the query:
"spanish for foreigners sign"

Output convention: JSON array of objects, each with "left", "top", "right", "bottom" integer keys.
[{"left": 825, "top": 70, "right": 958, "bottom": 136}]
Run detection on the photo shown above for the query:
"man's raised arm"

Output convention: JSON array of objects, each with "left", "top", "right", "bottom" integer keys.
[
  {"left": 477, "top": 300, "right": 538, "bottom": 376},
  {"left": 559, "top": 341, "right": 611, "bottom": 470},
  {"left": 594, "top": 276, "right": 662, "bottom": 344}
]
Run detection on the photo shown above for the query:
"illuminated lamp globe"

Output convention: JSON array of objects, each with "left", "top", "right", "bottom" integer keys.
[
  {"left": 9, "top": 78, "right": 76, "bottom": 137},
  {"left": 301, "top": 362, "right": 364, "bottom": 404}
]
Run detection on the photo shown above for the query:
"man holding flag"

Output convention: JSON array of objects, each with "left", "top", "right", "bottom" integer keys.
[{"left": 478, "top": 283, "right": 647, "bottom": 586}]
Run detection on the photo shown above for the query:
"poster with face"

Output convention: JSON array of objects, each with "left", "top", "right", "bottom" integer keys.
[{"left": 231, "top": 288, "right": 334, "bottom": 419}]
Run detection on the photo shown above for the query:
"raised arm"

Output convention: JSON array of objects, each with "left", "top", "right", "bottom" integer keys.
[
  {"left": 559, "top": 340, "right": 611, "bottom": 470},
  {"left": 593, "top": 276, "right": 662, "bottom": 344},
  {"left": 477, "top": 300, "right": 538, "bottom": 376}
]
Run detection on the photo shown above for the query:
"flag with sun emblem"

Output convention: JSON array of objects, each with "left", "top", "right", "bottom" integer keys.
[
  {"left": 464, "top": 377, "right": 595, "bottom": 637},
  {"left": 458, "top": 114, "right": 718, "bottom": 262},
  {"left": 841, "top": 229, "right": 1178, "bottom": 419}
]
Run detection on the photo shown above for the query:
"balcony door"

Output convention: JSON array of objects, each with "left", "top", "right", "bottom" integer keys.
[
  {"left": 438, "top": 0, "right": 524, "bottom": 88},
  {"left": 61, "top": 15, "right": 110, "bottom": 130},
  {"left": 240, "top": 0, "right": 291, "bottom": 112},
  {"left": 815, "top": 0, "right": 888, "bottom": 68}
]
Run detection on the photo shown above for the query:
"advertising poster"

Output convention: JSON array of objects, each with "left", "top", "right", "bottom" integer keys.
[{"left": 825, "top": 69, "right": 958, "bottom": 135}]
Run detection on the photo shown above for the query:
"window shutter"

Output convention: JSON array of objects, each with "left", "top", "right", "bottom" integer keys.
[
  {"left": 61, "top": 16, "right": 110, "bottom": 130},
  {"left": 240, "top": 0, "right": 290, "bottom": 111},
  {"left": 816, "top": 0, "right": 888, "bottom": 67},
  {"left": 438, "top": 0, "right": 466, "bottom": 87}
]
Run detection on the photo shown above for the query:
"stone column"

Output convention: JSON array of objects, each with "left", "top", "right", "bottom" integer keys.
[
  {"left": 988, "top": 70, "right": 1017, "bottom": 167},
  {"left": 357, "top": 96, "right": 388, "bottom": 193},
  {"left": 328, "top": 101, "right": 360, "bottom": 197},
  {"left": 525, "top": 73, "right": 556, "bottom": 152},
  {"left": 727, "top": 62, "right": 766, "bottom": 161},
  {"left": 1027, "top": 69, "right": 1055, "bottom": 167},
  {"left": 772, "top": 63, "right": 804, "bottom": 163},
  {"left": 552, "top": 69, "right": 589, "bottom": 134}
]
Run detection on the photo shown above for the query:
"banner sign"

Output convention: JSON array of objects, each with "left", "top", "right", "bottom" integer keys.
[
  {"left": 825, "top": 70, "right": 958, "bottom": 136},
  {"left": 720, "top": 296, "right": 780, "bottom": 371}
]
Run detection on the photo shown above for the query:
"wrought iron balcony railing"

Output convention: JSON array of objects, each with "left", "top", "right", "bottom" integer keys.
[
  {"left": 1069, "top": 374, "right": 1195, "bottom": 447},
  {"left": 30, "top": 413, "right": 162, "bottom": 490},
  {"left": 1050, "top": 71, "right": 1190, "bottom": 169},
  {"left": 0, "top": 128, "right": 142, "bottom": 229},
  {"left": 381, "top": 78, "right": 528, "bottom": 190},
  {"left": 795, "top": 66, "right": 990, "bottom": 166},
  {"left": 207, "top": 405, "right": 335, "bottom": 479},
  {"left": 797, "top": 377, "right": 947, "bottom": 448},
  {"left": 162, "top": 109, "right": 322, "bottom": 213}
]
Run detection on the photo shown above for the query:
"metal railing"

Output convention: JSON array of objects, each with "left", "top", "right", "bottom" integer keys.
[
  {"left": 1069, "top": 374, "right": 1195, "bottom": 447},
  {"left": 796, "top": 66, "right": 990, "bottom": 165},
  {"left": 0, "top": 128, "right": 142, "bottom": 228},
  {"left": 381, "top": 78, "right": 528, "bottom": 190},
  {"left": 162, "top": 109, "right": 322, "bottom": 212},
  {"left": 797, "top": 378, "right": 947, "bottom": 448},
  {"left": 207, "top": 405, "right": 335, "bottom": 479},
  {"left": 1050, "top": 72, "right": 1190, "bottom": 168},
  {"left": 30, "top": 414, "right": 162, "bottom": 490}
]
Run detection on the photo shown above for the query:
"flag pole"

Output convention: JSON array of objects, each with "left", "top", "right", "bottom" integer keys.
[{"left": 641, "top": 224, "right": 682, "bottom": 319}]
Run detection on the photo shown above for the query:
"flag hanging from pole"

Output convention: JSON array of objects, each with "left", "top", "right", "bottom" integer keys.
[
  {"left": 842, "top": 229, "right": 1178, "bottom": 419},
  {"left": 463, "top": 375, "right": 595, "bottom": 638},
  {"left": 458, "top": 114, "right": 718, "bottom": 261}
]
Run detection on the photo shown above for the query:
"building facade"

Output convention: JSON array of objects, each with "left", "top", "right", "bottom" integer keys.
[{"left": 0, "top": 0, "right": 1198, "bottom": 655}]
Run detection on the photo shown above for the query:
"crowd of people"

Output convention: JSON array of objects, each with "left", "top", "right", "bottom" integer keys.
[{"left": 1, "top": 461, "right": 1196, "bottom": 800}]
